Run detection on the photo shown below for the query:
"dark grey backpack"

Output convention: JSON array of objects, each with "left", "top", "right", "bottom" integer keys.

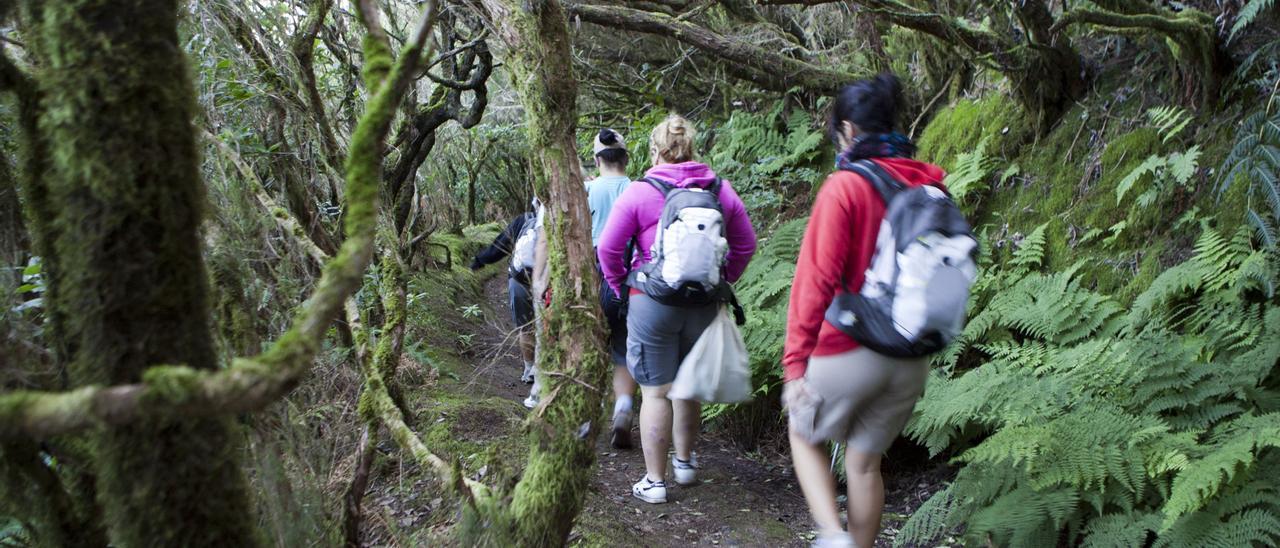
[{"left": 824, "top": 160, "right": 978, "bottom": 357}]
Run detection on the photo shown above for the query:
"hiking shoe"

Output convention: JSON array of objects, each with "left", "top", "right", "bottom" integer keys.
[
  {"left": 523, "top": 393, "right": 540, "bottom": 409},
  {"left": 811, "top": 531, "right": 855, "bottom": 547},
  {"left": 610, "top": 409, "right": 633, "bottom": 449},
  {"left": 520, "top": 363, "right": 535, "bottom": 384},
  {"left": 672, "top": 454, "right": 698, "bottom": 485},
  {"left": 631, "top": 476, "right": 667, "bottom": 504}
]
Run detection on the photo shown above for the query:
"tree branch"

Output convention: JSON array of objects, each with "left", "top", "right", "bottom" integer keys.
[
  {"left": 0, "top": 0, "right": 442, "bottom": 442},
  {"left": 565, "top": 2, "right": 857, "bottom": 92}
]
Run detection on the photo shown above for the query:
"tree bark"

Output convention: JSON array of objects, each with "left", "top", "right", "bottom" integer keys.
[
  {"left": 469, "top": 0, "right": 611, "bottom": 543},
  {"left": 27, "top": 1, "right": 259, "bottom": 544}
]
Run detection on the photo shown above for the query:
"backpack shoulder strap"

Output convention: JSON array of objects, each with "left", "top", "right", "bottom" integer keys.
[
  {"left": 706, "top": 177, "right": 722, "bottom": 195},
  {"left": 642, "top": 177, "right": 677, "bottom": 198},
  {"left": 844, "top": 160, "right": 906, "bottom": 206}
]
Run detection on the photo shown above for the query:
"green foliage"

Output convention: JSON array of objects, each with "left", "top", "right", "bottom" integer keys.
[
  {"left": 1146, "top": 106, "right": 1193, "bottom": 144},
  {"left": 705, "top": 103, "right": 825, "bottom": 217},
  {"left": 1230, "top": 0, "right": 1278, "bottom": 43},
  {"left": 703, "top": 217, "right": 807, "bottom": 421},
  {"left": 898, "top": 225, "right": 1280, "bottom": 547},
  {"left": 942, "top": 137, "right": 995, "bottom": 207},
  {"left": 1220, "top": 91, "right": 1280, "bottom": 249},
  {"left": 1115, "top": 146, "right": 1201, "bottom": 206}
]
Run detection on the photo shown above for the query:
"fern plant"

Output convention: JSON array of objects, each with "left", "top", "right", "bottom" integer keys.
[
  {"left": 1230, "top": 0, "right": 1277, "bottom": 43},
  {"left": 1219, "top": 85, "right": 1280, "bottom": 249},
  {"left": 898, "top": 226, "right": 1280, "bottom": 547},
  {"left": 705, "top": 103, "right": 824, "bottom": 217}
]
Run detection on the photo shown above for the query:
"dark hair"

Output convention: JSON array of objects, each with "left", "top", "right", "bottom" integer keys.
[
  {"left": 595, "top": 129, "right": 629, "bottom": 168},
  {"left": 829, "top": 73, "right": 903, "bottom": 141}
]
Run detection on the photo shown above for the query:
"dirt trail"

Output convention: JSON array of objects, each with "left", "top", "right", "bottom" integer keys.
[{"left": 456, "top": 276, "right": 947, "bottom": 547}]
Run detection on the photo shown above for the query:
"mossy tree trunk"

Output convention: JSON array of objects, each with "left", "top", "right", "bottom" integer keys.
[
  {"left": 25, "top": 1, "right": 257, "bottom": 545},
  {"left": 470, "top": 0, "right": 611, "bottom": 543}
]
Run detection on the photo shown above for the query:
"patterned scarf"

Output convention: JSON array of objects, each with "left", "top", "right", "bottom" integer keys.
[{"left": 836, "top": 132, "right": 917, "bottom": 170}]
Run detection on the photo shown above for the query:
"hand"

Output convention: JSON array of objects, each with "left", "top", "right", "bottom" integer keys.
[{"left": 781, "top": 378, "right": 808, "bottom": 411}]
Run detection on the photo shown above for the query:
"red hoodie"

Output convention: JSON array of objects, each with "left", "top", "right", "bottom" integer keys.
[{"left": 781, "top": 157, "right": 947, "bottom": 382}]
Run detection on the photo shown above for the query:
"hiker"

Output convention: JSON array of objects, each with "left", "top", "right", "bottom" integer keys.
[
  {"left": 469, "top": 202, "right": 542, "bottom": 392},
  {"left": 782, "top": 74, "right": 961, "bottom": 548},
  {"left": 586, "top": 128, "right": 639, "bottom": 449},
  {"left": 598, "top": 114, "right": 757, "bottom": 504}
]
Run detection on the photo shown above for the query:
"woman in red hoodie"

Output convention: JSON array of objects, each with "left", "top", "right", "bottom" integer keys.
[{"left": 783, "top": 74, "right": 947, "bottom": 548}]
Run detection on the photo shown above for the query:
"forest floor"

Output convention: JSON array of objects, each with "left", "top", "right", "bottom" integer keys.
[{"left": 360, "top": 271, "right": 951, "bottom": 546}]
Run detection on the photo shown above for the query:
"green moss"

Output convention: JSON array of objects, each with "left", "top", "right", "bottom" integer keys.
[{"left": 917, "top": 95, "right": 1033, "bottom": 169}]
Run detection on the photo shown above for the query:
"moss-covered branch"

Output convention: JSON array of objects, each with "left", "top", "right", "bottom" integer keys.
[
  {"left": 565, "top": 2, "right": 858, "bottom": 93},
  {"left": 202, "top": 128, "right": 332, "bottom": 265},
  {"left": 1052, "top": 5, "right": 1223, "bottom": 101},
  {"left": 0, "top": 1, "right": 440, "bottom": 443}
]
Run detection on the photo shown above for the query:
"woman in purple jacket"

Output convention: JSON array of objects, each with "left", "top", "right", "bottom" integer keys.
[{"left": 597, "top": 114, "right": 757, "bottom": 504}]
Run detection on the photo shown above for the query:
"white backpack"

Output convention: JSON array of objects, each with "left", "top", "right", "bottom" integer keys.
[
  {"left": 825, "top": 160, "right": 978, "bottom": 357},
  {"left": 510, "top": 212, "right": 538, "bottom": 271},
  {"left": 629, "top": 178, "right": 729, "bottom": 306}
]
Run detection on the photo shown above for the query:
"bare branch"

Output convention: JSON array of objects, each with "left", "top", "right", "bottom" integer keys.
[{"left": 565, "top": 2, "right": 858, "bottom": 92}]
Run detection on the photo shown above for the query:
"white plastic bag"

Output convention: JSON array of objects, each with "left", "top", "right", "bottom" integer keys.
[{"left": 669, "top": 306, "right": 752, "bottom": 403}]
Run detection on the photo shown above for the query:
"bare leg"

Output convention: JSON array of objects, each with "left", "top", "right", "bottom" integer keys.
[
  {"left": 638, "top": 384, "right": 673, "bottom": 481},
  {"left": 789, "top": 430, "right": 843, "bottom": 535},
  {"left": 519, "top": 328, "right": 535, "bottom": 364},
  {"left": 671, "top": 398, "right": 700, "bottom": 461},
  {"left": 613, "top": 365, "right": 637, "bottom": 403},
  {"left": 845, "top": 449, "right": 884, "bottom": 548}
]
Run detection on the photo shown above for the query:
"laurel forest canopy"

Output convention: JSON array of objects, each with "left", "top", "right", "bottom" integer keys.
[{"left": 0, "top": 0, "right": 1277, "bottom": 546}]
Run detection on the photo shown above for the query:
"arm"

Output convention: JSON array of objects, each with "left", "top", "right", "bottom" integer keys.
[
  {"left": 719, "top": 181, "right": 757, "bottom": 283},
  {"left": 597, "top": 186, "right": 641, "bottom": 294},
  {"left": 472, "top": 215, "right": 524, "bottom": 269},
  {"left": 781, "top": 176, "right": 857, "bottom": 382}
]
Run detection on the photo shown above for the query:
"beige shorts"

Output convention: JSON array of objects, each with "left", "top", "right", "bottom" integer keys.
[{"left": 789, "top": 347, "right": 928, "bottom": 454}]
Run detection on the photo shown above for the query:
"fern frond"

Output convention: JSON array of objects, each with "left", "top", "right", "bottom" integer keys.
[
  {"left": 893, "top": 486, "right": 958, "bottom": 547},
  {"left": 1009, "top": 223, "right": 1048, "bottom": 272},
  {"left": 1082, "top": 512, "right": 1158, "bottom": 548},
  {"left": 944, "top": 137, "right": 996, "bottom": 203},
  {"left": 1116, "top": 155, "right": 1166, "bottom": 204},
  {"left": 1161, "top": 413, "right": 1280, "bottom": 528},
  {"left": 1168, "top": 145, "right": 1201, "bottom": 186},
  {"left": 1229, "top": 0, "right": 1278, "bottom": 42},
  {"left": 1246, "top": 210, "right": 1278, "bottom": 249},
  {"left": 1147, "top": 106, "right": 1194, "bottom": 143},
  {"left": 965, "top": 485, "right": 1081, "bottom": 547}
]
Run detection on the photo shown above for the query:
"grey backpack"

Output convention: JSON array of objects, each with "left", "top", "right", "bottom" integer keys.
[
  {"left": 825, "top": 160, "right": 978, "bottom": 357},
  {"left": 628, "top": 177, "right": 729, "bottom": 307}
]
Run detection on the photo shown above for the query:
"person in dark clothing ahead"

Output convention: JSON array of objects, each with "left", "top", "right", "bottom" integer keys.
[{"left": 471, "top": 206, "right": 540, "bottom": 386}]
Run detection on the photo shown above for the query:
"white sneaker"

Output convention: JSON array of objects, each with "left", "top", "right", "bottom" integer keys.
[
  {"left": 520, "top": 362, "right": 535, "bottom": 384},
  {"left": 631, "top": 476, "right": 667, "bottom": 504},
  {"left": 523, "top": 393, "right": 540, "bottom": 409},
  {"left": 811, "top": 531, "right": 855, "bottom": 547},
  {"left": 672, "top": 454, "right": 698, "bottom": 486}
]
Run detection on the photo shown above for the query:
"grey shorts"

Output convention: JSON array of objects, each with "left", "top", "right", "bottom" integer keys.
[
  {"left": 789, "top": 347, "right": 928, "bottom": 454},
  {"left": 625, "top": 294, "right": 718, "bottom": 386},
  {"left": 509, "top": 276, "right": 534, "bottom": 328}
]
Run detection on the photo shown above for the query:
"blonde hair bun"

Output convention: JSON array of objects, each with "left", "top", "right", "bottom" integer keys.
[{"left": 649, "top": 113, "right": 697, "bottom": 165}]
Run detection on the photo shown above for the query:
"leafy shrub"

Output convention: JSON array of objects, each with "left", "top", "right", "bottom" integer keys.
[{"left": 897, "top": 226, "right": 1280, "bottom": 547}]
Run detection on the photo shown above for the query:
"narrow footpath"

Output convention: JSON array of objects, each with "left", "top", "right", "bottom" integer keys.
[{"left": 458, "top": 276, "right": 949, "bottom": 547}]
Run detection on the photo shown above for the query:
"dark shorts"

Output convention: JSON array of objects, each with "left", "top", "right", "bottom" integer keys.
[
  {"left": 600, "top": 276, "right": 628, "bottom": 366},
  {"left": 625, "top": 294, "right": 718, "bottom": 386},
  {"left": 509, "top": 276, "right": 534, "bottom": 328}
]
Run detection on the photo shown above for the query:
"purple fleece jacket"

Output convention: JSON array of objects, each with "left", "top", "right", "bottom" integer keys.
[{"left": 597, "top": 161, "right": 757, "bottom": 294}]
